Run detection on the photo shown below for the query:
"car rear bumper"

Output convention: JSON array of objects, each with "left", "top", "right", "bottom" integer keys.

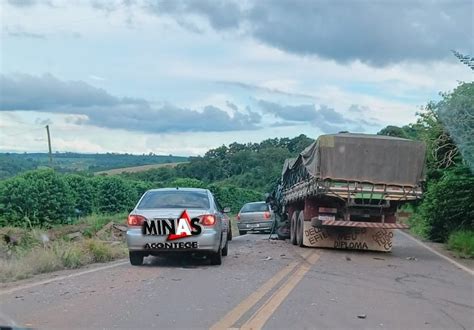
[
  {"left": 238, "top": 221, "right": 273, "bottom": 231},
  {"left": 126, "top": 228, "right": 221, "bottom": 254}
]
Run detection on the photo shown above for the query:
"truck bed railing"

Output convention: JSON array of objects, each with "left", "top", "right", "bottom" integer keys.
[{"left": 283, "top": 178, "right": 422, "bottom": 204}]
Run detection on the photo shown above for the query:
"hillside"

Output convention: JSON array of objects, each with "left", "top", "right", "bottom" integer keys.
[
  {"left": 95, "top": 162, "right": 188, "bottom": 175},
  {"left": 0, "top": 152, "right": 188, "bottom": 179}
]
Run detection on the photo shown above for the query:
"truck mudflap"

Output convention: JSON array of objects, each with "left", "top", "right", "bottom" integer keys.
[
  {"left": 303, "top": 220, "right": 395, "bottom": 252},
  {"left": 312, "top": 218, "right": 409, "bottom": 229}
]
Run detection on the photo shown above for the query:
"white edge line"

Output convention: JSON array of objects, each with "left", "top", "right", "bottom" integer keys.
[
  {"left": 0, "top": 260, "right": 129, "bottom": 296},
  {"left": 399, "top": 230, "right": 474, "bottom": 276}
]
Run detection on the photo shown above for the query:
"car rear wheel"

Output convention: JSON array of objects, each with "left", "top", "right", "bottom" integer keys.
[
  {"left": 210, "top": 249, "right": 222, "bottom": 265},
  {"left": 296, "top": 211, "right": 304, "bottom": 247},
  {"left": 222, "top": 240, "right": 228, "bottom": 256},
  {"left": 227, "top": 227, "right": 232, "bottom": 241},
  {"left": 129, "top": 251, "right": 144, "bottom": 266},
  {"left": 239, "top": 229, "right": 247, "bottom": 235},
  {"left": 290, "top": 211, "right": 298, "bottom": 245}
]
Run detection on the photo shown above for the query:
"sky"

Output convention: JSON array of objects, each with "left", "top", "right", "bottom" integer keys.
[{"left": 0, "top": 0, "right": 473, "bottom": 156}]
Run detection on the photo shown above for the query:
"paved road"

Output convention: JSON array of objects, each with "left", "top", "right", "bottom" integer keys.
[{"left": 1, "top": 231, "right": 473, "bottom": 329}]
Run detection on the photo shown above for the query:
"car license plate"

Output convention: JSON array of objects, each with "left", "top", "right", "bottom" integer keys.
[
  {"left": 318, "top": 215, "right": 335, "bottom": 221},
  {"left": 246, "top": 224, "right": 260, "bottom": 228}
]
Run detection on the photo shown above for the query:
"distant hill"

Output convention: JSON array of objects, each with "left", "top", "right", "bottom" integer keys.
[
  {"left": 95, "top": 162, "right": 188, "bottom": 175},
  {"left": 0, "top": 152, "right": 188, "bottom": 179}
]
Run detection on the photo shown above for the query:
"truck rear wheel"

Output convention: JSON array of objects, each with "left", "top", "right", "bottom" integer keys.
[
  {"left": 296, "top": 211, "right": 304, "bottom": 247},
  {"left": 290, "top": 211, "right": 298, "bottom": 245}
]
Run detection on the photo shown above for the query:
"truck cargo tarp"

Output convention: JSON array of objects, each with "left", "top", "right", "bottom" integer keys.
[{"left": 291, "top": 134, "right": 426, "bottom": 186}]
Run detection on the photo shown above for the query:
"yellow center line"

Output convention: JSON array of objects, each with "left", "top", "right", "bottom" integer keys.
[
  {"left": 241, "top": 252, "right": 321, "bottom": 330},
  {"left": 210, "top": 250, "right": 312, "bottom": 330}
]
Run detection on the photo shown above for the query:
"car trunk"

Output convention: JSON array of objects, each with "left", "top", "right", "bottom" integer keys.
[{"left": 239, "top": 211, "right": 271, "bottom": 223}]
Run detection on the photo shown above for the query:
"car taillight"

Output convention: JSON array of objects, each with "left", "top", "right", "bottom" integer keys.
[
  {"left": 200, "top": 214, "right": 216, "bottom": 226},
  {"left": 264, "top": 211, "right": 271, "bottom": 219},
  {"left": 127, "top": 214, "right": 146, "bottom": 227},
  {"left": 237, "top": 213, "right": 241, "bottom": 221}
]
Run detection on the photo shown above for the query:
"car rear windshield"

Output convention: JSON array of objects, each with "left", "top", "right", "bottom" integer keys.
[
  {"left": 137, "top": 190, "right": 210, "bottom": 209},
  {"left": 241, "top": 202, "right": 268, "bottom": 213}
]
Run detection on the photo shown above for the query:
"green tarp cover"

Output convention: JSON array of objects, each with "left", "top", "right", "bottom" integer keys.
[{"left": 283, "top": 133, "right": 426, "bottom": 187}]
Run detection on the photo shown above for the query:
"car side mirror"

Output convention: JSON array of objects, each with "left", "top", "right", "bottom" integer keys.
[{"left": 223, "top": 207, "right": 231, "bottom": 213}]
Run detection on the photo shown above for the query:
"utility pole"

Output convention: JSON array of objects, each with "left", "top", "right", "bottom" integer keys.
[{"left": 45, "top": 125, "right": 53, "bottom": 165}]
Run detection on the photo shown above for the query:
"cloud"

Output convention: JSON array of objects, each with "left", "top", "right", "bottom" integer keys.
[
  {"left": 7, "top": 0, "right": 37, "bottom": 7},
  {"left": 257, "top": 99, "right": 372, "bottom": 133},
  {"left": 0, "top": 73, "right": 147, "bottom": 110},
  {"left": 146, "top": 0, "right": 242, "bottom": 30},
  {"left": 226, "top": 101, "right": 238, "bottom": 112},
  {"left": 216, "top": 80, "right": 315, "bottom": 99},
  {"left": 148, "top": 0, "right": 472, "bottom": 66},
  {"left": 4, "top": 26, "right": 46, "bottom": 39},
  {"left": 0, "top": 73, "right": 262, "bottom": 133}
]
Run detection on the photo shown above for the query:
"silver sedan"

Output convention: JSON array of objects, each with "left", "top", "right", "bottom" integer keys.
[
  {"left": 126, "top": 188, "right": 230, "bottom": 265},
  {"left": 237, "top": 201, "right": 274, "bottom": 235}
]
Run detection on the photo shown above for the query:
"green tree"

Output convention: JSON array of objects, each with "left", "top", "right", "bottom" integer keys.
[{"left": 436, "top": 82, "right": 474, "bottom": 171}]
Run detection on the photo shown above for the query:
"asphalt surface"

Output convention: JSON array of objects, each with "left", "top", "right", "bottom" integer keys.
[{"left": 0, "top": 231, "right": 473, "bottom": 329}]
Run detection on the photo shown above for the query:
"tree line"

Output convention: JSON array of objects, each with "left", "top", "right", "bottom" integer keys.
[{"left": 378, "top": 82, "right": 473, "bottom": 242}]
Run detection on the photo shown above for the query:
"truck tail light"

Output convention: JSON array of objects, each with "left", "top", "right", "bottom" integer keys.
[
  {"left": 200, "top": 214, "right": 216, "bottom": 226},
  {"left": 264, "top": 211, "right": 271, "bottom": 219},
  {"left": 237, "top": 213, "right": 241, "bottom": 221},
  {"left": 127, "top": 214, "right": 146, "bottom": 227}
]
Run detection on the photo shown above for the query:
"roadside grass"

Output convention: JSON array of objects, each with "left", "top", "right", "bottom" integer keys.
[
  {"left": 78, "top": 212, "right": 128, "bottom": 233},
  {"left": 230, "top": 215, "right": 240, "bottom": 238},
  {"left": 0, "top": 213, "right": 128, "bottom": 283},
  {"left": 447, "top": 230, "right": 474, "bottom": 259}
]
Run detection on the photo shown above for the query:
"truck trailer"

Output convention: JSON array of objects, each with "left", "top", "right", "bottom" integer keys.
[{"left": 274, "top": 133, "right": 426, "bottom": 252}]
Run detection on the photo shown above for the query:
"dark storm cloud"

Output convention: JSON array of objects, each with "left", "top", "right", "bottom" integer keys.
[
  {"left": 0, "top": 74, "right": 146, "bottom": 110},
  {"left": 257, "top": 99, "right": 372, "bottom": 133},
  {"left": 0, "top": 74, "right": 261, "bottom": 133},
  {"left": 149, "top": 0, "right": 472, "bottom": 66},
  {"left": 146, "top": 0, "right": 242, "bottom": 30}
]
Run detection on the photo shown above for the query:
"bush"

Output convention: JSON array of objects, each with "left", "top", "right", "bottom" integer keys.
[
  {"left": 417, "top": 166, "right": 474, "bottom": 242},
  {"left": 65, "top": 174, "right": 95, "bottom": 216},
  {"left": 447, "top": 230, "right": 474, "bottom": 258},
  {"left": 92, "top": 176, "right": 137, "bottom": 214},
  {"left": 170, "top": 178, "right": 206, "bottom": 188},
  {"left": 0, "top": 169, "right": 74, "bottom": 227}
]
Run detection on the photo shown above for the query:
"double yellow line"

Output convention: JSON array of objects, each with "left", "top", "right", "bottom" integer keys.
[{"left": 210, "top": 250, "right": 321, "bottom": 330}]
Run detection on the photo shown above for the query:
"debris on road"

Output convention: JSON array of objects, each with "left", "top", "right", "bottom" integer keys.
[
  {"left": 66, "top": 232, "right": 83, "bottom": 240},
  {"left": 373, "top": 257, "right": 385, "bottom": 260},
  {"left": 406, "top": 257, "right": 418, "bottom": 261},
  {"left": 262, "top": 256, "right": 273, "bottom": 261},
  {"left": 345, "top": 256, "right": 351, "bottom": 261},
  {"left": 113, "top": 224, "right": 128, "bottom": 232},
  {"left": 96, "top": 221, "right": 114, "bottom": 237},
  {"left": 357, "top": 314, "right": 367, "bottom": 319}
]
